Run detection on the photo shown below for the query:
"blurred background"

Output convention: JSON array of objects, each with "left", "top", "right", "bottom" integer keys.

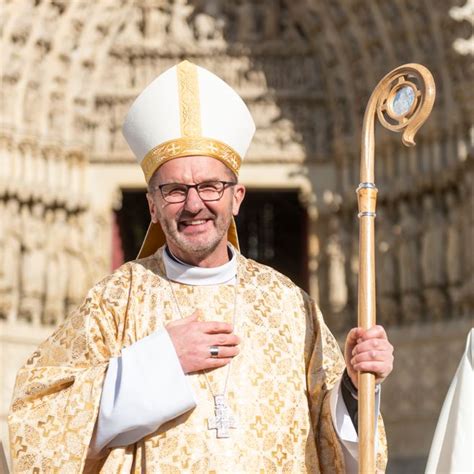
[{"left": 0, "top": 0, "right": 472, "bottom": 471}]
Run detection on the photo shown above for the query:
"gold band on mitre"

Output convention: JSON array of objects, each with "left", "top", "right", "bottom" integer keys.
[
  {"left": 138, "top": 136, "right": 242, "bottom": 258},
  {"left": 141, "top": 137, "right": 242, "bottom": 183}
]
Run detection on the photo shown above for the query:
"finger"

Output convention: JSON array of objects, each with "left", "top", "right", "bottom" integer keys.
[
  {"left": 351, "top": 349, "right": 393, "bottom": 366},
  {"left": 208, "top": 333, "right": 240, "bottom": 346},
  {"left": 200, "top": 321, "right": 234, "bottom": 334},
  {"left": 352, "top": 338, "right": 393, "bottom": 356},
  {"left": 206, "top": 345, "right": 240, "bottom": 359},
  {"left": 346, "top": 327, "right": 362, "bottom": 344},
  {"left": 166, "top": 310, "right": 202, "bottom": 328},
  {"left": 357, "top": 325, "right": 387, "bottom": 343},
  {"left": 351, "top": 360, "right": 393, "bottom": 377}
]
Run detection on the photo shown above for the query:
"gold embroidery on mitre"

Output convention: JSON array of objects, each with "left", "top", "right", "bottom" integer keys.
[
  {"left": 177, "top": 61, "right": 202, "bottom": 137},
  {"left": 141, "top": 137, "right": 242, "bottom": 182}
]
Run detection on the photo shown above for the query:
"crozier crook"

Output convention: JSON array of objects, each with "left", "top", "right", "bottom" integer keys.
[{"left": 357, "top": 64, "right": 435, "bottom": 473}]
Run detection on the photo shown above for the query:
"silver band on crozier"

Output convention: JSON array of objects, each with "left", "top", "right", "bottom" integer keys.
[
  {"left": 358, "top": 211, "right": 377, "bottom": 218},
  {"left": 356, "top": 182, "right": 377, "bottom": 192},
  {"left": 209, "top": 345, "right": 219, "bottom": 358}
]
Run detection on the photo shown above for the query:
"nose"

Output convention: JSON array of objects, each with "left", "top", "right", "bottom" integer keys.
[{"left": 183, "top": 186, "right": 204, "bottom": 213}]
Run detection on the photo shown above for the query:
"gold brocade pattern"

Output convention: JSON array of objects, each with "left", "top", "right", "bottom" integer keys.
[
  {"left": 140, "top": 137, "right": 242, "bottom": 183},
  {"left": 177, "top": 60, "right": 202, "bottom": 137},
  {"left": 9, "top": 249, "right": 388, "bottom": 473}
]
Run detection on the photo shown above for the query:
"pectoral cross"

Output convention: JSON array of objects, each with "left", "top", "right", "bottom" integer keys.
[{"left": 208, "top": 394, "right": 237, "bottom": 438}]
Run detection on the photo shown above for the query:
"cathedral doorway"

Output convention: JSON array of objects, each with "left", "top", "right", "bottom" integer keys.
[
  {"left": 113, "top": 188, "right": 308, "bottom": 291},
  {"left": 113, "top": 189, "right": 149, "bottom": 266},
  {"left": 236, "top": 190, "right": 308, "bottom": 291}
]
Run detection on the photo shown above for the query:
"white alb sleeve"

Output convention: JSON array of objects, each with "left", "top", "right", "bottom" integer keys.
[
  {"left": 90, "top": 328, "right": 197, "bottom": 455},
  {"left": 329, "top": 378, "right": 381, "bottom": 474}
]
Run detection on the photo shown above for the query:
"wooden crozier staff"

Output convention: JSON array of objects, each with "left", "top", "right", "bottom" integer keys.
[{"left": 357, "top": 64, "right": 435, "bottom": 473}]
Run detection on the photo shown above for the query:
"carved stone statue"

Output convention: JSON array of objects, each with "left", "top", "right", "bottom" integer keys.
[
  {"left": 397, "top": 200, "right": 422, "bottom": 323},
  {"left": 19, "top": 202, "right": 47, "bottom": 325},
  {"left": 195, "top": 0, "right": 225, "bottom": 45},
  {"left": 459, "top": 168, "right": 474, "bottom": 314},
  {"left": 82, "top": 211, "right": 110, "bottom": 283},
  {"left": 325, "top": 216, "right": 348, "bottom": 330},
  {"left": 0, "top": 200, "right": 5, "bottom": 287},
  {"left": 420, "top": 194, "right": 448, "bottom": 321},
  {"left": 43, "top": 208, "right": 68, "bottom": 325},
  {"left": 445, "top": 191, "right": 463, "bottom": 315},
  {"left": 376, "top": 208, "right": 399, "bottom": 326},
  {"left": 0, "top": 199, "right": 21, "bottom": 322},
  {"left": 262, "top": 0, "right": 280, "bottom": 40},
  {"left": 120, "top": 6, "right": 143, "bottom": 43},
  {"left": 169, "top": 0, "right": 194, "bottom": 46},
  {"left": 236, "top": 1, "right": 256, "bottom": 41},
  {"left": 65, "top": 213, "right": 90, "bottom": 315},
  {"left": 146, "top": 7, "right": 169, "bottom": 42}
]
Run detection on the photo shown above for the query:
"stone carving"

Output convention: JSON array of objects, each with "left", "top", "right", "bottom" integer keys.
[
  {"left": 325, "top": 216, "right": 348, "bottom": 328},
  {"left": 397, "top": 200, "right": 422, "bottom": 323},
  {"left": 82, "top": 211, "right": 110, "bottom": 284},
  {"left": 43, "top": 209, "right": 68, "bottom": 325},
  {"left": 169, "top": 0, "right": 194, "bottom": 46},
  {"left": 459, "top": 167, "right": 474, "bottom": 314},
  {"left": 376, "top": 208, "right": 399, "bottom": 326},
  {"left": 0, "top": 200, "right": 5, "bottom": 285},
  {"left": 0, "top": 200, "right": 21, "bottom": 322},
  {"left": 194, "top": 1, "right": 225, "bottom": 45},
  {"left": 262, "top": 0, "right": 280, "bottom": 40},
  {"left": 120, "top": 7, "right": 143, "bottom": 43},
  {"left": 65, "top": 213, "right": 90, "bottom": 315},
  {"left": 236, "top": 1, "right": 257, "bottom": 42},
  {"left": 420, "top": 194, "right": 448, "bottom": 321},
  {"left": 146, "top": 7, "right": 169, "bottom": 42},
  {"left": 445, "top": 190, "right": 463, "bottom": 315},
  {"left": 19, "top": 202, "right": 47, "bottom": 325}
]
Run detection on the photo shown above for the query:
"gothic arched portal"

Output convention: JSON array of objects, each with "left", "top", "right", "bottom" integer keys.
[{"left": 0, "top": 1, "right": 472, "bottom": 470}]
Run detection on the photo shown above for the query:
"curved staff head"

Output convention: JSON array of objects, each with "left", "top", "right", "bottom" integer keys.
[{"left": 361, "top": 63, "right": 436, "bottom": 182}]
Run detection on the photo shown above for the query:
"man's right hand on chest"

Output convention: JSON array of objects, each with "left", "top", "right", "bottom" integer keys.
[{"left": 166, "top": 310, "right": 241, "bottom": 374}]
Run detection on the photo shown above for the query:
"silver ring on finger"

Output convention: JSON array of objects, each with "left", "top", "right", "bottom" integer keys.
[{"left": 209, "top": 345, "right": 219, "bottom": 358}]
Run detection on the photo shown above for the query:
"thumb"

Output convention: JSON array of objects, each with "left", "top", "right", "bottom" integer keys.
[{"left": 167, "top": 309, "right": 202, "bottom": 328}]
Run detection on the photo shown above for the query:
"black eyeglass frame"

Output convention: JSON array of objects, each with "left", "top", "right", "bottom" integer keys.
[{"left": 154, "top": 180, "right": 237, "bottom": 203}]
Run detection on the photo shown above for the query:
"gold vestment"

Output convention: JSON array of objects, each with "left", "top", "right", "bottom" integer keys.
[{"left": 9, "top": 248, "right": 387, "bottom": 472}]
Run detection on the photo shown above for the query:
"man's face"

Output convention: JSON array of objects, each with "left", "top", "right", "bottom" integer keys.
[{"left": 146, "top": 155, "right": 245, "bottom": 264}]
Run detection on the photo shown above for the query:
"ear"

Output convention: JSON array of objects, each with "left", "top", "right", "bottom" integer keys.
[
  {"left": 231, "top": 184, "right": 246, "bottom": 216},
  {"left": 146, "top": 192, "right": 160, "bottom": 224}
]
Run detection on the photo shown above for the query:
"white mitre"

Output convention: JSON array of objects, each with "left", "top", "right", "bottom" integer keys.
[{"left": 122, "top": 60, "right": 256, "bottom": 258}]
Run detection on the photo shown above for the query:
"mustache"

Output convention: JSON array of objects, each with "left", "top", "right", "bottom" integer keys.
[{"left": 176, "top": 210, "right": 216, "bottom": 222}]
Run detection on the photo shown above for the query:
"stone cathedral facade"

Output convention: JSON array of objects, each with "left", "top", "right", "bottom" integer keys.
[{"left": 0, "top": 0, "right": 472, "bottom": 471}]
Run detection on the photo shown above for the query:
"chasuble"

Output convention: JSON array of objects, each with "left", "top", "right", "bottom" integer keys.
[{"left": 9, "top": 248, "right": 387, "bottom": 472}]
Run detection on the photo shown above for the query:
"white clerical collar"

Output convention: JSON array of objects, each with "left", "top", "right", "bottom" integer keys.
[{"left": 163, "top": 245, "right": 237, "bottom": 285}]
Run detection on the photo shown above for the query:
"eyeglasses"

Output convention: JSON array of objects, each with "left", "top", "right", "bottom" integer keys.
[{"left": 154, "top": 180, "right": 237, "bottom": 203}]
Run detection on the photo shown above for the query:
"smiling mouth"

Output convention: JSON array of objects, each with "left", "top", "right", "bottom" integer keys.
[
  {"left": 178, "top": 218, "right": 213, "bottom": 231},
  {"left": 181, "top": 219, "right": 208, "bottom": 226}
]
